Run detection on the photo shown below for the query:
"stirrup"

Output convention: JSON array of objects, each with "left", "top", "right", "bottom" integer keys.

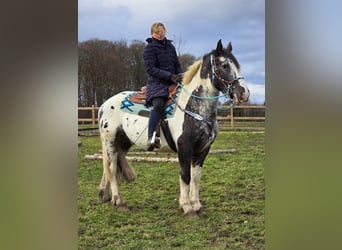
[
  {"left": 147, "top": 131, "right": 161, "bottom": 151},
  {"left": 147, "top": 132, "right": 156, "bottom": 151}
]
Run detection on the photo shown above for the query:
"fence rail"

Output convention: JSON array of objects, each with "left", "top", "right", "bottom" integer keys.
[{"left": 78, "top": 105, "right": 265, "bottom": 128}]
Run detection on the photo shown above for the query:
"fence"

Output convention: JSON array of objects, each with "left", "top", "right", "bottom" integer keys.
[
  {"left": 78, "top": 105, "right": 99, "bottom": 126},
  {"left": 217, "top": 105, "right": 265, "bottom": 128},
  {"left": 78, "top": 105, "right": 265, "bottom": 128}
]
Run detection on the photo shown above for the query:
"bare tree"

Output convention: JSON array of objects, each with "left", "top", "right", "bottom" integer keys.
[
  {"left": 128, "top": 40, "right": 147, "bottom": 90},
  {"left": 78, "top": 38, "right": 196, "bottom": 106},
  {"left": 178, "top": 53, "right": 196, "bottom": 72}
]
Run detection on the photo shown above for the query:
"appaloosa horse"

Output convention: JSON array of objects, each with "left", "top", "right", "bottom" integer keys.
[{"left": 97, "top": 39, "right": 250, "bottom": 216}]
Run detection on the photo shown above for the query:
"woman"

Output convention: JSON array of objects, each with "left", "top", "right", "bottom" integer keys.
[{"left": 143, "top": 22, "right": 183, "bottom": 151}]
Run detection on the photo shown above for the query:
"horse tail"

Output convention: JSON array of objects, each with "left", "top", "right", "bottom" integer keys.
[{"left": 116, "top": 151, "right": 136, "bottom": 183}]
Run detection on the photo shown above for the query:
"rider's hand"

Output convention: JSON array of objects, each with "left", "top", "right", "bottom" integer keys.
[{"left": 170, "top": 74, "right": 183, "bottom": 83}]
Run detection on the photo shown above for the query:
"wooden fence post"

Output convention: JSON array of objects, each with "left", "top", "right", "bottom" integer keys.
[
  {"left": 230, "top": 107, "right": 234, "bottom": 128},
  {"left": 91, "top": 105, "right": 95, "bottom": 126}
]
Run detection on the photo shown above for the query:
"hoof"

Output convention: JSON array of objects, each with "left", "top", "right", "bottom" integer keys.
[
  {"left": 98, "top": 190, "right": 104, "bottom": 198},
  {"left": 116, "top": 203, "right": 130, "bottom": 212},
  {"left": 184, "top": 210, "right": 199, "bottom": 219},
  {"left": 101, "top": 197, "right": 111, "bottom": 203},
  {"left": 192, "top": 203, "right": 202, "bottom": 212},
  {"left": 98, "top": 190, "right": 111, "bottom": 203}
]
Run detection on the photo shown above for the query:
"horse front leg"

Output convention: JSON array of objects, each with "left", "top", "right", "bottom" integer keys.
[
  {"left": 178, "top": 142, "right": 197, "bottom": 216},
  {"left": 189, "top": 165, "right": 202, "bottom": 212},
  {"left": 189, "top": 148, "right": 210, "bottom": 212}
]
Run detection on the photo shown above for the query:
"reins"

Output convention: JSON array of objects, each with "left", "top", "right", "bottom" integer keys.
[
  {"left": 176, "top": 83, "right": 235, "bottom": 112},
  {"left": 177, "top": 82, "right": 230, "bottom": 100}
]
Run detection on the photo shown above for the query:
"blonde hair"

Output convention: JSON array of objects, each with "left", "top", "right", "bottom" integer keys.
[{"left": 150, "top": 22, "right": 166, "bottom": 34}]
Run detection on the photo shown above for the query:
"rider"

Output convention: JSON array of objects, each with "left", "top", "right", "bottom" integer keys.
[{"left": 142, "top": 22, "right": 183, "bottom": 151}]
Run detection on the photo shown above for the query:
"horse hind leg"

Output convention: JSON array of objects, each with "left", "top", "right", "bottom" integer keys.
[
  {"left": 101, "top": 127, "right": 136, "bottom": 211},
  {"left": 98, "top": 162, "right": 111, "bottom": 203},
  {"left": 107, "top": 151, "right": 129, "bottom": 211},
  {"left": 114, "top": 126, "right": 136, "bottom": 183},
  {"left": 100, "top": 139, "right": 129, "bottom": 211}
]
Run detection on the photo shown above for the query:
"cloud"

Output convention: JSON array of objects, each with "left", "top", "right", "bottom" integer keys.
[
  {"left": 78, "top": 0, "right": 265, "bottom": 103},
  {"left": 247, "top": 83, "right": 265, "bottom": 104}
]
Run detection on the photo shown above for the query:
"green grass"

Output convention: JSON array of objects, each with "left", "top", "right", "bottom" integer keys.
[
  {"left": 78, "top": 123, "right": 99, "bottom": 129},
  {"left": 78, "top": 131, "right": 265, "bottom": 249}
]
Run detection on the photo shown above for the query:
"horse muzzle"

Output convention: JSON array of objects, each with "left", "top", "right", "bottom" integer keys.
[{"left": 234, "top": 88, "right": 250, "bottom": 103}]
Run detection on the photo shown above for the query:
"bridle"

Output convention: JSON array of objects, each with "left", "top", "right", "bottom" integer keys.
[
  {"left": 173, "top": 53, "right": 245, "bottom": 120},
  {"left": 210, "top": 54, "right": 244, "bottom": 89}
]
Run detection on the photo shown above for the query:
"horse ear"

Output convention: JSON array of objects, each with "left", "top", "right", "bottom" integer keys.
[
  {"left": 215, "top": 39, "right": 223, "bottom": 56},
  {"left": 227, "top": 41, "right": 232, "bottom": 52}
]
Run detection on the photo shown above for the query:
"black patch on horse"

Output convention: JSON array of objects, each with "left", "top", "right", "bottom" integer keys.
[{"left": 114, "top": 126, "right": 133, "bottom": 153}]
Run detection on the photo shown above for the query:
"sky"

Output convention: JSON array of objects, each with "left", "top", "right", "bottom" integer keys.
[{"left": 78, "top": 0, "right": 265, "bottom": 104}]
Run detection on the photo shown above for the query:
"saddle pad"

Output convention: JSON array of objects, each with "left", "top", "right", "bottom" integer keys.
[{"left": 120, "top": 91, "right": 179, "bottom": 118}]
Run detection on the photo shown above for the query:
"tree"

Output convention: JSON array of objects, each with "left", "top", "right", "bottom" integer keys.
[
  {"left": 178, "top": 53, "right": 196, "bottom": 71},
  {"left": 128, "top": 40, "right": 147, "bottom": 90},
  {"left": 78, "top": 38, "right": 196, "bottom": 107},
  {"left": 78, "top": 39, "right": 129, "bottom": 106}
]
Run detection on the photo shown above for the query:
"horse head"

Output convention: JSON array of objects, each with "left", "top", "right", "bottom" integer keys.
[{"left": 201, "top": 39, "right": 250, "bottom": 103}]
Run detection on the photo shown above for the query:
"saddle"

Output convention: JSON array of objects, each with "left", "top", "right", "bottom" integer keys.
[{"left": 129, "top": 84, "right": 179, "bottom": 107}]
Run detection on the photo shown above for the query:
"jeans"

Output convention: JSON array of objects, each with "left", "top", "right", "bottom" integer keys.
[{"left": 148, "top": 97, "right": 166, "bottom": 138}]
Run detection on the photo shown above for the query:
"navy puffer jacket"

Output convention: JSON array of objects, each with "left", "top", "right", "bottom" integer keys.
[{"left": 143, "top": 37, "right": 183, "bottom": 105}]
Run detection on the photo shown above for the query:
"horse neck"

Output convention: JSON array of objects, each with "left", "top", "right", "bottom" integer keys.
[
  {"left": 185, "top": 65, "right": 220, "bottom": 101},
  {"left": 177, "top": 68, "right": 220, "bottom": 118}
]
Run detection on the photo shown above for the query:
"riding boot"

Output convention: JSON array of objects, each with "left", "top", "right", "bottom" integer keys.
[
  {"left": 147, "top": 110, "right": 161, "bottom": 151},
  {"left": 154, "top": 121, "right": 161, "bottom": 148}
]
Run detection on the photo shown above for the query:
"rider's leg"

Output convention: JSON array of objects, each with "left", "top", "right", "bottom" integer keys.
[{"left": 147, "top": 97, "right": 165, "bottom": 150}]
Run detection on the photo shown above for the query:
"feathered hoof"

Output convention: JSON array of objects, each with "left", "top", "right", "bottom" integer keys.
[
  {"left": 98, "top": 190, "right": 111, "bottom": 203},
  {"left": 98, "top": 189, "right": 104, "bottom": 198},
  {"left": 116, "top": 203, "right": 130, "bottom": 212}
]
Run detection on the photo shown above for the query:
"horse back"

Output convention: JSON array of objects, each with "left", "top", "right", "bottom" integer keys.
[{"left": 98, "top": 91, "right": 133, "bottom": 136}]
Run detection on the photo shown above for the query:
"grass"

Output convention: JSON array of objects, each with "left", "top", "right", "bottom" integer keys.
[{"left": 78, "top": 130, "right": 265, "bottom": 249}]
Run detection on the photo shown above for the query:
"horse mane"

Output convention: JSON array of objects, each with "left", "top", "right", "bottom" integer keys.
[{"left": 182, "top": 60, "right": 202, "bottom": 85}]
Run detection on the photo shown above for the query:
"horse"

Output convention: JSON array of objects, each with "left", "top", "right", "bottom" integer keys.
[{"left": 97, "top": 39, "right": 250, "bottom": 216}]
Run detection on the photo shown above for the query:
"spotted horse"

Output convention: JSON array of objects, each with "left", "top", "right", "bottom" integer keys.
[{"left": 97, "top": 39, "right": 250, "bottom": 217}]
